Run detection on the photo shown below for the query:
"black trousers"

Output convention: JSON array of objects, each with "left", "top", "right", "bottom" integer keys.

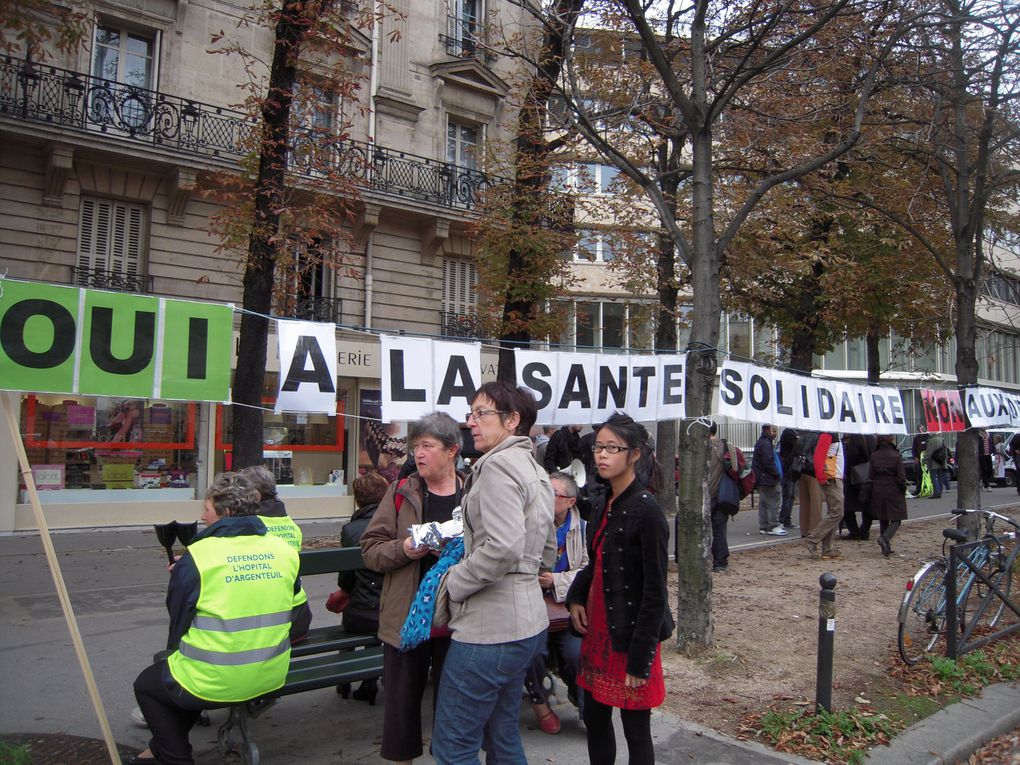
[
  {"left": 133, "top": 661, "right": 222, "bottom": 765},
  {"left": 380, "top": 637, "right": 450, "bottom": 761},
  {"left": 710, "top": 508, "right": 729, "bottom": 567},
  {"left": 980, "top": 455, "right": 993, "bottom": 488},
  {"left": 582, "top": 691, "right": 654, "bottom": 765}
]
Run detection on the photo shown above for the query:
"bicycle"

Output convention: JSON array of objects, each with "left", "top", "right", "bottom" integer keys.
[{"left": 897, "top": 508, "right": 1019, "bottom": 665}]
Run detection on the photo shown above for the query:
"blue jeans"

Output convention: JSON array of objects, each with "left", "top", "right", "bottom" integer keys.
[
  {"left": 780, "top": 478, "right": 796, "bottom": 526},
  {"left": 933, "top": 468, "right": 951, "bottom": 496},
  {"left": 433, "top": 632, "right": 545, "bottom": 765}
]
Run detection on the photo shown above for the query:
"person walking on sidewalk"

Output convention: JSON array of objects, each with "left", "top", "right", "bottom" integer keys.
[
  {"left": 707, "top": 423, "right": 731, "bottom": 573},
  {"left": 803, "top": 433, "right": 845, "bottom": 560},
  {"left": 753, "top": 424, "right": 786, "bottom": 536},
  {"left": 777, "top": 428, "right": 799, "bottom": 530},
  {"left": 926, "top": 433, "right": 951, "bottom": 499},
  {"left": 867, "top": 435, "right": 908, "bottom": 556}
]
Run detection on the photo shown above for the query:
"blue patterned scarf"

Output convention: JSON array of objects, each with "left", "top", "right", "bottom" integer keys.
[{"left": 399, "top": 536, "right": 465, "bottom": 652}]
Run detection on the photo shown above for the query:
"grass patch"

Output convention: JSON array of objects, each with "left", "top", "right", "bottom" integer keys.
[
  {"left": 0, "top": 740, "right": 32, "bottom": 765},
  {"left": 741, "top": 706, "right": 899, "bottom": 765},
  {"left": 742, "top": 633, "right": 1020, "bottom": 764}
]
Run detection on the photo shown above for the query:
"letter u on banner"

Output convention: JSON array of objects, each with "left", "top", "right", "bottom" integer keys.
[
  {"left": 275, "top": 319, "right": 338, "bottom": 414},
  {"left": 381, "top": 335, "right": 432, "bottom": 422}
]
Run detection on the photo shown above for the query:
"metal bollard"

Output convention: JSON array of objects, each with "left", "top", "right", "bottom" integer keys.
[{"left": 816, "top": 572, "right": 837, "bottom": 713}]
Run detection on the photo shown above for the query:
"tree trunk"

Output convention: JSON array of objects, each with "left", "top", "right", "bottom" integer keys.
[
  {"left": 866, "top": 329, "right": 881, "bottom": 384},
  {"left": 674, "top": 126, "right": 719, "bottom": 649},
  {"left": 955, "top": 272, "right": 980, "bottom": 537},
  {"left": 231, "top": 1, "right": 307, "bottom": 470}
]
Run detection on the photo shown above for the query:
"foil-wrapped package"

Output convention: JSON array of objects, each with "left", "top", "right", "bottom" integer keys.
[{"left": 409, "top": 510, "right": 463, "bottom": 550}]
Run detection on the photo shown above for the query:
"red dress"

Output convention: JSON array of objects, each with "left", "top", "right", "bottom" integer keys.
[{"left": 577, "top": 502, "right": 665, "bottom": 709}]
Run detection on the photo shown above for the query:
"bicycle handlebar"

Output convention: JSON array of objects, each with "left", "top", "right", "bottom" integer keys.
[{"left": 951, "top": 507, "right": 1020, "bottom": 529}]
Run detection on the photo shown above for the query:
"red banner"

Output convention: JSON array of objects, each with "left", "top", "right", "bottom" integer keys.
[{"left": 921, "top": 388, "right": 966, "bottom": 432}]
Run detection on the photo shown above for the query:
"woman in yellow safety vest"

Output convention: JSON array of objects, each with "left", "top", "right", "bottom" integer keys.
[{"left": 129, "top": 472, "right": 307, "bottom": 765}]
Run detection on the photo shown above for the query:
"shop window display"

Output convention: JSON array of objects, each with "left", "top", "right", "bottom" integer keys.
[
  {"left": 18, "top": 394, "right": 196, "bottom": 493},
  {"left": 214, "top": 376, "right": 348, "bottom": 488}
]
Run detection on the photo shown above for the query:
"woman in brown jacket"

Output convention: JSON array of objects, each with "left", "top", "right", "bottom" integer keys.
[
  {"left": 867, "top": 434, "right": 908, "bottom": 556},
  {"left": 360, "top": 412, "right": 465, "bottom": 764}
]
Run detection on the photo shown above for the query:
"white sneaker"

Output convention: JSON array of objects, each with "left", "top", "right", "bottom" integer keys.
[
  {"left": 131, "top": 706, "right": 148, "bottom": 728},
  {"left": 766, "top": 525, "right": 789, "bottom": 536}
]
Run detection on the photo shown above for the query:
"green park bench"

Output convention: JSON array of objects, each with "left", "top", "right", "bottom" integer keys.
[{"left": 217, "top": 546, "right": 384, "bottom": 765}]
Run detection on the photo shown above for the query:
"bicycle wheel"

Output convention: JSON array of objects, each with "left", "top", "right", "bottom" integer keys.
[{"left": 898, "top": 560, "right": 948, "bottom": 665}]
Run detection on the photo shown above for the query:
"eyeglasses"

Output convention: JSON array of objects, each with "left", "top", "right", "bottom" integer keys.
[
  {"left": 592, "top": 443, "right": 629, "bottom": 454},
  {"left": 466, "top": 409, "right": 508, "bottom": 422},
  {"left": 553, "top": 492, "right": 575, "bottom": 500}
]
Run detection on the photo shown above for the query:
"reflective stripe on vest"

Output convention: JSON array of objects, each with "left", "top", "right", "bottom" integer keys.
[
  {"left": 192, "top": 609, "right": 292, "bottom": 632},
  {"left": 178, "top": 634, "right": 291, "bottom": 665}
]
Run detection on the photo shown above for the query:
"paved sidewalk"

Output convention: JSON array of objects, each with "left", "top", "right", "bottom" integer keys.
[{"left": 0, "top": 524, "right": 1016, "bottom": 764}]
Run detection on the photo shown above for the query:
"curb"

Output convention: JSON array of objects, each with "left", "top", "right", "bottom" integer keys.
[{"left": 864, "top": 682, "right": 1020, "bottom": 765}]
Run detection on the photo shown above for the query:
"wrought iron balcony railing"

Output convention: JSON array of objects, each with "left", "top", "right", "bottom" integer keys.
[
  {"left": 71, "top": 265, "right": 153, "bottom": 294},
  {"left": 440, "top": 310, "right": 488, "bottom": 340},
  {"left": 439, "top": 15, "right": 494, "bottom": 62},
  {"left": 1, "top": 56, "right": 495, "bottom": 211},
  {"left": 278, "top": 294, "right": 342, "bottom": 324}
]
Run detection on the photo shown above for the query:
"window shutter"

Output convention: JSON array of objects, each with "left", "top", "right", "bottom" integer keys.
[
  {"left": 77, "top": 196, "right": 145, "bottom": 277},
  {"left": 442, "top": 258, "right": 476, "bottom": 314}
]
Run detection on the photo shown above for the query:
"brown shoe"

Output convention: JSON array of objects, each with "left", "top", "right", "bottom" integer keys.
[
  {"left": 804, "top": 539, "right": 821, "bottom": 559},
  {"left": 534, "top": 703, "right": 561, "bottom": 735},
  {"left": 821, "top": 548, "right": 842, "bottom": 559}
]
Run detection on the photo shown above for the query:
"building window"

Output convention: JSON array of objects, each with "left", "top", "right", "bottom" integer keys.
[
  {"left": 554, "top": 162, "right": 620, "bottom": 194},
  {"left": 289, "top": 81, "right": 339, "bottom": 174},
  {"left": 445, "top": 0, "right": 478, "bottom": 57},
  {"left": 441, "top": 257, "right": 480, "bottom": 338},
  {"left": 447, "top": 119, "right": 479, "bottom": 170},
  {"left": 574, "top": 229, "right": 616, "bottom": 262},
  {"left": 562, "top": 301, "right": 650, "bottom": 351},
  {"left": 75, "top": 196, "right": 149, "bottom": 293},
  {"left": 90, "top": 24, "right": 157, "bottom": 129}
]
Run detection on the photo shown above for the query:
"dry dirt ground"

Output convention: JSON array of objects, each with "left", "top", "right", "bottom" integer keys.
[{"left": 659, "top": 504, "right": 1020, "bottom": 737}]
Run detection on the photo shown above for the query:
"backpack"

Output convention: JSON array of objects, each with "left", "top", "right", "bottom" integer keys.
[
  {"left": 722, "top": 440, "right": 756, "bottom": 499},
  {"left": 789, "top": 432, "right": 819, "bottom": 481},
  {"left": 716, "top": 472, "right": 741, "bottom": 516},
  {"left": 932, "top": 445, "right": 947, "bottom": 464}
]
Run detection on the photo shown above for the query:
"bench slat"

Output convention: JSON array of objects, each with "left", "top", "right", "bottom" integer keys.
[
  {"left": 291, "top": 626, "right": 380, "bottom": 657},
  {"left": 279, "top": 646, "right": 385, "bottom": 696},
  {"left": 299, "top": 546, "right": 365, "bottom": 577}
]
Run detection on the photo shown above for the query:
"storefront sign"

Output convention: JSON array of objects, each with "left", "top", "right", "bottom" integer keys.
[
  {"left": 717, "top": 362, "right": 908, "bottom": 434},
  {"left": 0, "top": 280, "right": 232, "bottom": 401}
]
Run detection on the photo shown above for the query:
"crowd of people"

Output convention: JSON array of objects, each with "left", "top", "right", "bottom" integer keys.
[
  {"left": 131, "top": 392, "right": 1020, "bottom": 765},
  {"left": 131, "top": 389, "right": 674, "bottom": 765}
]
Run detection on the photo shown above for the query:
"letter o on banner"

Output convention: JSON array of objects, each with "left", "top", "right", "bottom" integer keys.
[{"left": 0, "top": 298, "right": 76, "bottom": 369}]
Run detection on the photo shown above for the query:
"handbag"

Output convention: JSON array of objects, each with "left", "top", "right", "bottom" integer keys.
[
  {"left": 850, "top": 462, "right": 871, "bottom": 486},
  {"left": 432, "top": 572, "right": 452, "bottom": 631}
]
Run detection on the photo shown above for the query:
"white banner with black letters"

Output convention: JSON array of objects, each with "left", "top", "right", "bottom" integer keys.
[
  {"left": 715, "top": 361, "right": 908, "bottom": 434},
  {"left": 962, "top": 386, "right": 1020, "bottom": 429},
  {"left": 275, "top": 319, "right": 338, "bottom": 413},
  {"left": 380, "top": 335, "right": 481, "bottom": 423}
]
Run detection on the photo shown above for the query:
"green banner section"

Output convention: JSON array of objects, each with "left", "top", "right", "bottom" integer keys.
[
  {"left": 0, "top": 280, "right": 80, "bottom": 393},
  {"left": 78, "top": 290, "right": 160, "bottom": 398},
  {"left": 0, "top": 280, "right": 233, "bottom": 402},
  {"left": 160, "top": 300, "right": 233, "bottom": 401}
]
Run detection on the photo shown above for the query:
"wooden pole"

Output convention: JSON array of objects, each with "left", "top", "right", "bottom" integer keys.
[{"left": 1, "top": 391, "right": 122, "bottom": 765}]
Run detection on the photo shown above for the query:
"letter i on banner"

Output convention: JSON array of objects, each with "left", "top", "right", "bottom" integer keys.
[
  {"left": 380, "top": 335, "right": 432, "bottom": 422},
  {"left": 432, "top": 340, "right": 480, "bottom": 420},
  {"left": 275, "top": 319, "right": 337, "bottom": 414},
  {"left": 516, "top": 349, "right": 557, "bottom": 424}
]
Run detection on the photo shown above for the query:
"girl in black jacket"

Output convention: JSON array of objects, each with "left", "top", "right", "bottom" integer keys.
[{"left": 567, "top": 413, "right": 673, "bottom": 765}]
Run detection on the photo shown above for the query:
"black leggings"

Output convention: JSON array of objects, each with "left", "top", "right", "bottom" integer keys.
[{"left": 582, "top": 690, "right": 654, "bottom": 765}]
